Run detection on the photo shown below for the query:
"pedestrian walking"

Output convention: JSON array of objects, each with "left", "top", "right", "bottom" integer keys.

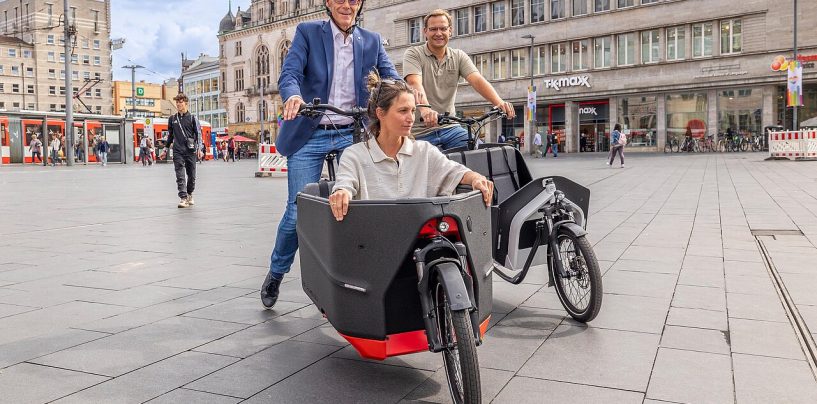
[
  {"left": 260, "top": 0, "right": 399, "bottom": 309},
  {"left": 608, "top": 123, "right": 625, "bottom": 168},
  {"left": 98, "top": 136, "right": 110, "bottom": 166},
  {"left": 533, "top": 131, "right": 542, "bottom": 158},
  {"left": 29, "top": 134, "right": 43, "bottom": 164},
  {"left": 227, "top": 134, "right": 236, "bottom": 162},
  {"left": 545, "top": 132, "right": 558, "bottom": 157},
  {"left": 159, "top": 93, "right": 203, "bottom": 208},
  {"left": 139, "top": 135, "right": 150, "bottom": 166},
  {"left": 49, "top": 134, "right": 61, "bottom": 166}
]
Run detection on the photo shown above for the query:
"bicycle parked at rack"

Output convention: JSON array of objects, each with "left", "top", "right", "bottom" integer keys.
[{"left": 664, "top": 136, "right": 680, "bottom": 153}]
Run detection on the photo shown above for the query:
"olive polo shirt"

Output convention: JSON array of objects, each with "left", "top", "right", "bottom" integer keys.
[{"left": 403, "top": 44, "right": 479, "bottom": 137}]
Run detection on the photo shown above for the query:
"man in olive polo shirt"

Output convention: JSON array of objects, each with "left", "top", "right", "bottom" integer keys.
[{"left": 403, "top": 9, "right": 515, "bottom": 150}]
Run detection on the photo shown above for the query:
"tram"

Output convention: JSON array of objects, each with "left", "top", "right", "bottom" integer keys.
[{"left": 0, "top": 110, "right": 211, "bottom": 164}]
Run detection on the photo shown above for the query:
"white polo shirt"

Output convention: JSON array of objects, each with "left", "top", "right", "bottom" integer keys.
[{"left": 333, "top": 137, "right": 469, "bottom": 200}]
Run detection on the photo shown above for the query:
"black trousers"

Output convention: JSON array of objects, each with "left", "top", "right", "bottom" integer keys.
[{"left": 173, "top": 152, "right": 197, "bottom": 198}]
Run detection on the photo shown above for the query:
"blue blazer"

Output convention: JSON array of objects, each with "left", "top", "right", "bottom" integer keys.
[{"left": 276, "top": 21, "right": 399, "bottom": 156}]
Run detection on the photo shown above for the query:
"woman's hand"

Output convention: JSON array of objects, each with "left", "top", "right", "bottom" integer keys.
[
  {"left": 471, "top": 175, "right": 494, "bottom": 206},
  {"left": 328, "top": 189, "right": 352, "bottom": 221}
]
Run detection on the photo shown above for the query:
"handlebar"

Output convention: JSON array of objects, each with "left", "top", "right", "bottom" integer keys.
[
  {"left": 297, "top": 98, "right": 367, "bottom": 119},
  {"left": 296, "top": 98, "right": 367, "bottom": 144},
  {"left": 437, "top": 106, "right": 506, "bottom": 127}
]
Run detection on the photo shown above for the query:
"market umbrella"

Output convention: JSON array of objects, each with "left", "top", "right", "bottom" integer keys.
[{"left": 217, "top": 135, "right": 255, "bottom": 142}]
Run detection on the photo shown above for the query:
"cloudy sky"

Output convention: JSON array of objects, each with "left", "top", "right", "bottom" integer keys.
[{"left": 111, "top": 0, "right": 250, "bottom": 82}]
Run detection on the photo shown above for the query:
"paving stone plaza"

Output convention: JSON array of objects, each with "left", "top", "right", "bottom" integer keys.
[{"left": 1, "top": 153, "right": 817, "bottom": 403}]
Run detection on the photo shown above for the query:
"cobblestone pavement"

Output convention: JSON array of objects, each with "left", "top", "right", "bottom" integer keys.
[{"left": 1, "top": 152, "right": 817, "bottom": 403}]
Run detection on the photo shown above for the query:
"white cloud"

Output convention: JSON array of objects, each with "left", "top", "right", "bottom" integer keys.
[{"left": 111, "top": 0, "right": 250, "bottom": 82}]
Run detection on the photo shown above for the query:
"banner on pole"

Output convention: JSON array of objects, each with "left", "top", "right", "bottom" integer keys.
[
  {"left": 527, "top": 86, "right": 537, "bottom": 121},
  {"left": 788, "top": 60, "right": 803, "bottom": 107}
]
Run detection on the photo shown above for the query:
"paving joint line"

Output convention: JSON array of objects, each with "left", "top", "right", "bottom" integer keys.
[{"left": 755, "top": 236, "right": 817, "bottom": 381}]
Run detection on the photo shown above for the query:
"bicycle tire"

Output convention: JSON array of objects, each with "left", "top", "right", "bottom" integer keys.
[
  {"left": 664, "top": 142, "right": 672, "bottom": 153},
  {"left": 552, "top": 230, "right": 603, "bottom": 322},
  {"left": 435, "top": 276, "right": 481, "bottom": 404},
  {"left": 740, "top": 141, "right": 748, "bottom": 152}
]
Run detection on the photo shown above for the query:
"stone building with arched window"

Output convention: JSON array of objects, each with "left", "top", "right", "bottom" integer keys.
[{"left": 217, "top": 0, "right": 325, "bottom": 142}]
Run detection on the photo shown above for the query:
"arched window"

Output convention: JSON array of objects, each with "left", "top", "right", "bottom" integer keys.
[
  {"left": 256, "top": 45, "right": 270, "bottom": 89},
  {"left": 236, "top": 102, "right": 245, "bottom": 123},
  {"left": 279, "top": 40, "right": 291, "bottom": 75},
  {"left": 258, "top": 100, "right": 268, "bottom": 122}
]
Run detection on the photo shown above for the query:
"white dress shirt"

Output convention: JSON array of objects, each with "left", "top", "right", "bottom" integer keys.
[{"left": 321, "top": 21, "right": 356, "bottom": 125}]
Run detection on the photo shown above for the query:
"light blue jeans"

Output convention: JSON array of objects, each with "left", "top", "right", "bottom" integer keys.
[
  {"left": 268, "top": 128, "right": 353, "bottom": 280},
  {"left": 100, "top": 152, "right": 108, "bottom": 165},
  {"left": 416, "top": 125, "right": 469, "bottom": 151}
]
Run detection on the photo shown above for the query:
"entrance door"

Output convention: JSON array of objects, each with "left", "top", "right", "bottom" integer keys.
[
  {"left": 578, "top": 101, "right": 610, "bottom": 153},
  {"left": 104, "top": 124, "right": 122, "bottom": 163},
  {"left": 8, "top": 118, "right": 23, "bottom": 163}
]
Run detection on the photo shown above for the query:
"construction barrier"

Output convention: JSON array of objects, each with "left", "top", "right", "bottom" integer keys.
[
  {"left": 256, "top": 143, "right": 288, "bottom": 177},
  {"left": 768, "top": 130, "right": 817, "bottom": 160}
]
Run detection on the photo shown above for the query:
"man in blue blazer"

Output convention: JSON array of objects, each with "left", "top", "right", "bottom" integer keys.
[{"left": 261, "top": 0, "right": 399, "bottom": 308}]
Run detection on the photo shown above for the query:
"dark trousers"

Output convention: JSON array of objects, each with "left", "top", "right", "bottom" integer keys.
[
  {"left": 228, "top": 148, "right": 235, "bottom": 162},
  {"left": 609, "top": 145, "right": 624, "bottom": 165},
  {"left": 32, "top": 151, "right": 41, "bottom": 163},
  {"left": 173, "top": 152, "right": 197, "bottom": 198}
]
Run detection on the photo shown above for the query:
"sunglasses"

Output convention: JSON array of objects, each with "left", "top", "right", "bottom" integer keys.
[{"left": 332, "top": 0, "right": 361, "bottom": 5}]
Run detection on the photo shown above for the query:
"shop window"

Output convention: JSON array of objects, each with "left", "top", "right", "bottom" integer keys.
[
  {"left": 492, "top": 2, "right": 506, "bottom": 30},
  {"left": 641, "top": 30, "right": 660, "bottom": 63},
  {"left": 642, "top": 0, "right": 658, "bottom": 4},
  {"left": 594, "top": 0, "right": 610, "bottom": 12},
  {"left": 456, "top": 8, "right": 469, "bottom": 36},
  {"left": 618, "top": 0, "right": 634, "bottom": 8},
  {"left": 617, "top": 33, "right": 636, "bottom": 66},
  {"left": 530, "top": 0, "right": 545, "bottom": 23},
  {"left": 666, "top": 26, "right": 686, "bottom": 61},
  {"left": 720, "top": 19, "right": 742, "bottom": 54},
  {"left": 618, "top": 96, "right": 657, "bottom": 147},
  {"left": 492, "top": 51, "right": 507, "bottom": 80},
  {"left": 551, "top": 0, "right": 565, "bottom": 19},
  {"left": 574, "top": 0, "right": 588, "bottom": 16},
  {"left": 408, "top": 17, "right": 421, "bottom": 44},
  {"left": 718, "top": 88, "right": 761, "bottom": 136},
  {"left": 510, "top": 48, "right": 528, "bottom": 78},
  {"left": 692, "top": 22, "right": 713, "bottom": 57},
  {"left": 534, "top": 45, "right": 547, "bottom": 75},
  {"left": 594, "top": 36, "right": 611, "bottom": 68},
  {"left": 551, "top": 43, "right": 567, "bottom": 73},
  {"left": 511, "top": 0, "right": 525, "bottom": 26},
  {"left": 572, "top": 39, "right": 590, "bottom": 71},
  {"left": 666, "top": 93, "right": 708, "bottom": 144},
  {"left": 474, "top": 5, "right": 488, "bottom": 32}
]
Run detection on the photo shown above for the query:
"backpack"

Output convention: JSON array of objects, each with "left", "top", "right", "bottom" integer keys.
[{"left": 618, "top": 132, "right": 627, "bottom": 146}]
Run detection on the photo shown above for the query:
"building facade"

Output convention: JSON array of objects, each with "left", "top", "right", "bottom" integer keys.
[
  {"left": 180, "top": 54, "right": 228, "bottom": 135},
  {"left": 113, "top": 80, "right": 177, "bottom": 118},
  {"left": 0, "top": 35, "right": 35, "bottom": 110},
  {"left": 217, "top": 0, "right": 326, "bottom": 141},
  {"left": 366, "top": 0, "right": 817, "bottom": 153},
  {"left": 0, "top": 0, "right": 113, "bottom": 115}
]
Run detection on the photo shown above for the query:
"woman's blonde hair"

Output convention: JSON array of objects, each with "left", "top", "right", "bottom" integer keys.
[{"left": 365, "top": 70, "right": 414, "bottom": 139}]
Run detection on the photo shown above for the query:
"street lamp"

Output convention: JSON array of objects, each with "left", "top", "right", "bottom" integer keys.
[
  {"left": 521, "top": 34, "right": 536, "bottom": 153},
  {"left": 122, "top": 65, "right": 144, "bottom": 118}
]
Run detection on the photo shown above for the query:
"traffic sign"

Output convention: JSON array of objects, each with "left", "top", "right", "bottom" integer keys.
[{"left": 136, "top": 87, "right": 144, "bottom": 97}]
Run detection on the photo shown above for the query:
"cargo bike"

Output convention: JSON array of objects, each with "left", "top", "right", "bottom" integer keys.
[{"left": 292, "top": 100, "right": 603, "bottom": 404}]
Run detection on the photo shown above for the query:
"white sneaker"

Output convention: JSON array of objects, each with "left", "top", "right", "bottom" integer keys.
[
  {"left": 605, "top": 161, "right": 610, "bottom": 165},
  {"left": 621, "top": 164, "right": 625, "bottom": 168},
  {"left": 178, "top": 198, "right": 189, "bottom": 208},
  {"left": 186, "top": 194, "right": 195, "bottom": 206}
]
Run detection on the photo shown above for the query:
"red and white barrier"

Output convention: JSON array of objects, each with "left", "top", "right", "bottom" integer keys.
[
  {"left": 768, "top": 130, "right": 817, "bottom": 160},
  {"left": 256, "top": 143, "right": 288, "bottom": 177}
]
